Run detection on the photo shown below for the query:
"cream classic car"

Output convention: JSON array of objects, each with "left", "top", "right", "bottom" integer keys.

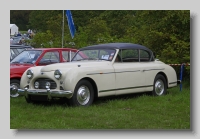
[{"left": 12, "top": 43, "right": 179, "bottom": 106}]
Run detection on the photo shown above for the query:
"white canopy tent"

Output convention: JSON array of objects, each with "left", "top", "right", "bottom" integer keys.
[{"left": 10, "top": 24, "right": 19, "bottom": 35}]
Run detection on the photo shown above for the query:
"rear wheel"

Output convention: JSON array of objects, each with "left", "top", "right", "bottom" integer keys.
[
  {"left": 10, "top": 79, "right": 20, "bottom": 97},
  {"left": 68, "top": 80, "right": 94, "bottom": 106},
  {"left": 152, "top": 74, "right": 167, "bottom": 96}
]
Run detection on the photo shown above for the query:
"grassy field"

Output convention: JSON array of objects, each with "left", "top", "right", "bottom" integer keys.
[{"left": 10, "top": 83, "right": 190, "bottom": 129}]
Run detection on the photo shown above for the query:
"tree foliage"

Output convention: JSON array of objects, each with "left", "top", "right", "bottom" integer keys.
[
  {"left": 129, "top": 10, "right": 190, "bottom": 75},
  {"left": 11, "top": 10, "right": 190, "bottom": 76},
  {"left": 10, "top": 10, "right": 31, "bottom": 30}
]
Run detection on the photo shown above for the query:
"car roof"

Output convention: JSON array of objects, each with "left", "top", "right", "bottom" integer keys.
[
  {"left": 22, "top": 48, "right": 77, "bottom": 51},
  {"left": 79, "top": 43, "right": 152, "bottom": 52}
]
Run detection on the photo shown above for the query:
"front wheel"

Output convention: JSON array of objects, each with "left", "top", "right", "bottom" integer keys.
[
  {"left": 68, "top": 80, "right": 94, "bottom": 106},
  {"left": 152, "top": 74, "right": 167, "bottom": 96},
  {"left": 10, "top": 79, "right": 20, "bottom": 97}
]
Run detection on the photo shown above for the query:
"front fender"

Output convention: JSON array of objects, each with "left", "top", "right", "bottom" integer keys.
[
  {"left": 10, "top": 74, "right": 22, "bottom": 79},
  {"left": 20, "top": 66, "right": 43, "bottom": 89},
  {"left": 62, "top": 68, "right": 85, "bottom": 92}
]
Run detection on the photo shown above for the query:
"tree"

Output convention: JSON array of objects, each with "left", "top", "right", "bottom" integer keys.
[
  {"left": 125, "top": 10, "right": 190, "bottom": 76},
  {"left": 24, "top": 10, "right": 190, "bottom": 77},
  {"left": 125, "top": 10, "right": 190, "bottom": 63},
  {"left": 72, "top": 18, "right": 112, "bottom": 48},
  {"left": 28, "top": 10, "right": 62, "bottom": 32},
  {"left": 10, "top": 10, "right": 31, "bottom": 31}
]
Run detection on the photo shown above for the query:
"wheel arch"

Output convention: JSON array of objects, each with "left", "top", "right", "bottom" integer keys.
[
  {"left": 10, "top": 77, "right": 21, "bottom": 83},
  {"left": 155, "top": 72, "right": 168, "bottom": 88},
  {"left": 78, "top": 77, "right": 98, "bottom": 100}
]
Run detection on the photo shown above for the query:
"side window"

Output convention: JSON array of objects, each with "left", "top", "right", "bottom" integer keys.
[
  {"left": 62, "top": 51, "right": 69, "bottom": 61},
  {"left": 140, "top": 50, "right": 150, "bottom": 62},
  {"left": 40, "top": 51, "right": 60, "bottom": 64},
  {"left": 120, "top": 49, "right": 139, "bottom": 62}
]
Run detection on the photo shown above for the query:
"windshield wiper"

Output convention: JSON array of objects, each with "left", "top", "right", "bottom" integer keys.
[{"left": 24, "top": 61, "right": 33, "bottom": 64}]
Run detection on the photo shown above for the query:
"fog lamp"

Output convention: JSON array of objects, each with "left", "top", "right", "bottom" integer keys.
[
  {"left": 34, "top": 82, "right": 39, "bottom": 89},
  {"left": 46, "top": 82, "right": 51, "bottom": 89}
]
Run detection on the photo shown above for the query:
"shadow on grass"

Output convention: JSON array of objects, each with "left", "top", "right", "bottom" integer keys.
[{"left": 28, "top": 92, "right": 152, "bottom": 107}]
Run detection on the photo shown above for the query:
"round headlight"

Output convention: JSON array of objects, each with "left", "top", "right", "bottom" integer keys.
[
  {"left": 34, "top": 81, "right": 39, "bottom": 89},
  {"left": 54, "top": 69, "right": 62, "bottom": 79},
  {"left": 27, "top": 69, "right": 33, "bottom": 79}
]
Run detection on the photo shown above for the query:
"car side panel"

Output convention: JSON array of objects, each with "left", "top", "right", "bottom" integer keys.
[
  {"left": 113, "top": 62, "right": 146, "bottom": 95},
  {"left": 144, "top": 62, "right": 178, "bottom": 91},
  {"left": 63, "top": 65, "right": 116, "bottom": 97}
]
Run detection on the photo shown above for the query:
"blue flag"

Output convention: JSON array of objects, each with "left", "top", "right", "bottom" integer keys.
[{"left": 66, "top": 10, "right": 76, "bottom": 39}]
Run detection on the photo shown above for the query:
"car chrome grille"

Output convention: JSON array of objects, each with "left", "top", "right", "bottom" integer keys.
[{"left": 34, "top": 78, "right": 57, "bottom": 89}]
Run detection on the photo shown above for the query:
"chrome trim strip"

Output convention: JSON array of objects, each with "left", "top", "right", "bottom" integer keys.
[
  {"left": 99, "top": 85, "right": 153, "bottom": 93},
  {"left": 87, "top": 70, "right": 140, "bottom": 75},
  {"left": 143, "top": 68, "right": 165, "bottom": 71},
  {"left": 17, "top": 89, "right": 73, "bottom": 100},
  {"left": 115, "top": 70, "right": 140, "bottom": 73}
]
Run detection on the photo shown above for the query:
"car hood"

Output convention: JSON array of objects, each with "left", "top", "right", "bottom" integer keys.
[
  {"left": 10, "top": 64, "right": 33, "bottom": 73},
  {"left": 41, "top": 61, "right": 111, "bottom": 72}
]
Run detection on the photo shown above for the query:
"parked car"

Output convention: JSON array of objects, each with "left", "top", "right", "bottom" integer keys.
[
  {"left": 10, "top": 48, "right": 78, "bottom": 97},
  {"left": 11, "top": 43, "right": 179, "bottom": 106},
  {"left": 10, "top": 36, "right": 30, "bottom": 45},
  {"left": 10, "top": 45, "right": 34, "bottom": 61}
]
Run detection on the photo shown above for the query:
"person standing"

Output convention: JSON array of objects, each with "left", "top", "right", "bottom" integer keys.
[{"left": 28, "top": 29, "right": 31, "bottom": 34}]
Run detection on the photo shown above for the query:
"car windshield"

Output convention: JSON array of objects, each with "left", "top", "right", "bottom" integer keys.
[
  {"left": 72, "top": 49, "right": 116, "bottom": 62},
  {"left": 11, "top": 50, "right": 42, "bottom": 64},
  {"left": 11, "top": 39, "right": 20, "bottom": 43},
  {"left": 10, "top": 48, "right": 26, "bottom": 60}
]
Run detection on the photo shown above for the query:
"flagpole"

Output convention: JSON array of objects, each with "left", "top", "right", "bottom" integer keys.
[{"left": 62, "top": 10, "right": 64, "bottom": 48}]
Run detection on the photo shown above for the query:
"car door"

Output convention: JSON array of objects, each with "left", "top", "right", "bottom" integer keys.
[
  {"left": 139, "top": 49, "right": 162, "bottom": 92},
  {"left": 113, "top": 49, "right": 146, "bottom": 95}
]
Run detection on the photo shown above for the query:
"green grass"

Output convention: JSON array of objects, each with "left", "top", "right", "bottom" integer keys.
[{"left": 10, "top": 84, "right": 190, "bottom": 129}]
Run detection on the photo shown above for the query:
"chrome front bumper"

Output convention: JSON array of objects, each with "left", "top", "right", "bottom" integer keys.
[{"left": 12, "top": 87, "right": 73, "bottom": 100}]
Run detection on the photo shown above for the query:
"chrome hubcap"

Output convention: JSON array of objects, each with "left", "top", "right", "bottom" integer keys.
[
  {"left": 10, "top": 84, "right": 19, "bottom": 97},
  {"left": 77, "top": 85, "right": 90, "bottom": 105},
  {"left": 155, "top": 79, "right": 164, "bottom": 95}
]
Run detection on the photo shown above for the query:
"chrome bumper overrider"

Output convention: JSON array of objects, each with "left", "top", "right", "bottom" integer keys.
[
  {"left": 12, "top": 87, "right": 73, "bottom": 100},
  {"left": 177, "top": 80, "right": 181, "bottom": 84}
]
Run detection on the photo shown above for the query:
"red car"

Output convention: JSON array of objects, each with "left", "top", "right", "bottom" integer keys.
[{"left": 10, "top": 48, "right": 77, "bottom": 97}]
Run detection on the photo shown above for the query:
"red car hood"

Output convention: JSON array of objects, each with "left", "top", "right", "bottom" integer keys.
[{"left": 10, "top": 64, "right": 34, "bottom": 77}]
